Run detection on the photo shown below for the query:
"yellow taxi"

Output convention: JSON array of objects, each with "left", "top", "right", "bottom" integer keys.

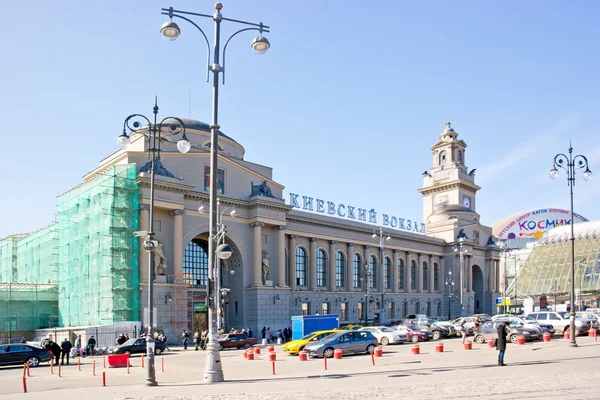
[{"left": 282, "top": 330, "right": 343, "bottom": 355}]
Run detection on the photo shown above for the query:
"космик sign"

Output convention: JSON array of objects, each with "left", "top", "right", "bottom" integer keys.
[{"left": 288, "top": 193, "right": 425, "bottom": 234}]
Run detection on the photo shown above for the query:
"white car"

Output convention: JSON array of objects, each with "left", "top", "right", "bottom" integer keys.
[{"left": 359, "top": 326, "right": 407, "bottom": 345}]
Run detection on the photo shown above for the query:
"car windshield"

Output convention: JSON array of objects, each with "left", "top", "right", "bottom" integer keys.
[
  {"left": 380, "top": 328, "right": 393, "bottom": 332},
  {"left": 123, "top": 339, "right": 137, "bottom": 346},
  {"left": 299, "top": 333, "right": 317, "bottom": 341},
  {"left": 522, "top": 316, "right": 536, "bottom": 322},
  {"left": 408, "top": 326, "right": 419, "bottom": 330}
]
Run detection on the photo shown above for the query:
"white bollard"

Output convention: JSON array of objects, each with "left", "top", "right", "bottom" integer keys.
[
  {"left": 262, "top": 338, "right": 267, "bottom": 345},
  {"left": 277, "top": 338, "right": 282, "bottom": 345}
]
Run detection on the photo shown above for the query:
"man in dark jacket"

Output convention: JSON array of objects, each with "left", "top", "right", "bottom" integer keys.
[
  {"left": 496, "top": 322, "right": 509, "bottom": 366},
  {"left": 87, "top": 336, "right": 97, "bottom": 355},
  {"left": 49, "top": 340, "right": 61, "bottom": 365},
  {"left": 61, "top": 338, "right": 73, "bottom": 365}
]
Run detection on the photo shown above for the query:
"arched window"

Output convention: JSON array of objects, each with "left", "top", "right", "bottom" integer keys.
[
  {"left": 295, "top": 247, "right": 306, "bottom": 286},
  {"left": 353, "top": 254, "right": 362, "bottom": 288},
  {"left": 398, "top": 258, "right": 405, "bottom": 290},
  {"left": 316, "top": 249, "right": 327, "bottom": 287},
  {"left": 439, "top": 150, "right": 447, "bottom": 166},
  {"left": 410, "top": 260, "right": 417, "bottom": 291},
  {"left": 183, "top": 239, "right": 208, "bottom": 287},
  {"left": 384, "top": 257, "right": 392, "bottom": 290},
  {"left": 437, "top": 301, "right": 442, "bottom": 317},
  {"left": 423, "top": 262, "right": 429, "bottom": 291},
  {"left": 369, "top": 255, "right": 377, "bottom": 289},
  {"left": 335, "top": 252, "right": 345, "bottom": 287},
  {"left": 434, "top": 263, "right": 440, "bottom": 291},
  {"left": 457, "top": 150, "right": 463, "bottom": 164}
]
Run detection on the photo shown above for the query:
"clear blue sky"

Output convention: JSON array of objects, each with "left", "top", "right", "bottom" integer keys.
[{"left": 1, "top": 0, "right": 599, "bottom": 238}]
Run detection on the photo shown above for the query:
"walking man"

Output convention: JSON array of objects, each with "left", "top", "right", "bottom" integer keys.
[
  {"left": 61, "top": 338, "right": 73, "bottom": 365},
  {"left": 49, "top": 340, "right": 61, "bottom": 365},
  {"left": 182, "top": 330, "right": 189, "bottom": 350},
  {"left": 194, "top": 330, "right": 200, "bottom": 351},
  {"left": 496, "top": 322, "right": 508, "bottom": 366},
  {"left": 87, "top": 335, "right": 96, "bottom": 356}
]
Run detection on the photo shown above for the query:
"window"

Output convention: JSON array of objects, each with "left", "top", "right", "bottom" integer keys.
[
  {"left": 423, "top": 262, "right": 429, "bottom": 291},
  {"left": 317, "top": 249, "right": 327, "bottom": 287},
  {"left": 384, "top": 257, "right": 392, "bottom": 290},
  {"left": 398, "top": 258, "right": 405, "bottom": 290},
  {"left": 411, "top": 260, "right": 417, "bottom": 291},
  {"left": 439, "top": 150, "right": 447, "bottom": 166},
  {"left": 457, "top": 150, "right": 463, "bottom": 164},
  {"left": 387, "top": 301, "right": 394, "bottom": 319},
  {"left": 426, "top": 301, "right": 432, "bottom": 316},
  {"left": 353, "top": 254, "right": 362, "bottom": 288},
  {"left": 415, "top": 301, "right": 420, "bottom": 314},
  {"left": 183, "top": 239, "right": 209, "bottom": 287},
  {"left": 322, "top": 302, "right": 329, "bottom": 315},
  {"left": 358, "top": 302, "right": 364, "bottom": 321},
  {"left": 369, "top": 255, "right": 377, "bottom": 289},
  {"left": 335, "top": 252, "right": 345, "bottom": 287},
  {"left": 548, "top": 313, "right": 559, "bottom": 320},
  {"left": 402, "top": 301, "right": 408, "bottom": 318},
  {"left": 296, "top": 247, "right": 307, "bottom": 286},
  {"left": 302, "top": 302, "right": 310, "bottom": 316},
  {"left": 203, "top": 166, "right": 225, "bottom": 195},
  {"left": 434, "top": 263, "right": 440, "bottom": 291},
  {"left": 437, "top": 301, "right": 442, "bottom": 317},
  {"left": 340, "top": 302, "right": 348, "bottom": 321}
]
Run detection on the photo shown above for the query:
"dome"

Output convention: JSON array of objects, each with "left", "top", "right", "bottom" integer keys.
[
  {"left": 440, "top": 122, "right": 458, "bottom": 140},
  {"left": 162, "top": 118, "right": 239, "bottom": 145}
]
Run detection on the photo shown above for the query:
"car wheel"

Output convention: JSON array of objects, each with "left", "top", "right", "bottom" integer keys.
[
  {"left": 366, "top": 344, "right": 376, "bottom": 354},
  {"left": 381, "top": 337, "right": 390, "bottom": 346},
  {"left": 411, "top": 335, "right": 419, "bottom": 343},
  {"left": 323, "top": 347, "right": 335, "bottom": 358},
  {"left": 27, "top": 356, "right": 40, "bottom": 367},
  {"left": 155, "top": 348, "right": 163, "bottom": 355},
  {"left": 510, "top": 334, "right": 518, "bottom": 344},
  {"left": 432, "top": 331, "right": 441, "bottom": 341},
  {"left": 475, "top": 335, "right": 485, "bottom": 344},
  {"left": 219, "top": 344, "right": 224, "bottom": 351},
  {"left": 244, "top": 343, "right": 252, "bottom": 349}
]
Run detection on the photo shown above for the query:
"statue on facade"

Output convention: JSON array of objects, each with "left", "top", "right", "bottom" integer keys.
[
  {"left": 153, "top": 241, "right": 167, "bottom": 276},
  {"left": 261, "top": 253, "right": 270, "bottom": 285},
  {"left": 250, "top": 181, "right": 275, "bottom": 198}
]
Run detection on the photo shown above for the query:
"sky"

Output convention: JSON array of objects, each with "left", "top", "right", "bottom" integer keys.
[{"left": 1, "top": 0, "right": 599, "bottom": 238}]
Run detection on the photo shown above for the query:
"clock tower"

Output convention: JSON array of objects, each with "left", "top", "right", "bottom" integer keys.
[{"left": 418, "top": 122, "right": 482, "bottom": 243}]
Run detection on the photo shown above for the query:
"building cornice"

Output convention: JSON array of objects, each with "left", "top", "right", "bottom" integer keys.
[{"left": 418, "top": 180, "right": 481, "bottom": 196}]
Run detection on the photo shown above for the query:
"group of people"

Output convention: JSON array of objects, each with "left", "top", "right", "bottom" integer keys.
[
  {"left": 116, "top": 332, "right": 130, "bottom": 345},
  {"left": 260, "top": 326, "right": 292, "bottom": 343},
  {"left": 36, "top": 335, "right": 93, "bottom": 365}
]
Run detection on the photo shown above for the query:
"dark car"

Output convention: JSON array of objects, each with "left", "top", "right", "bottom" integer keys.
[
  {"left": 390, "top": 325, "right": 433, "bottom": 342},
  {"left": 108, "top": 337, "right": 166, "bottom": 355},
  {"left": 415, "top": 318, "right": 455, "bottom": 340},
  {"left": 218, "top": 333, "right": 257, "bottom": 350},
  {"left": 0, "top": 344, "right": 53, "bottom": 367}
]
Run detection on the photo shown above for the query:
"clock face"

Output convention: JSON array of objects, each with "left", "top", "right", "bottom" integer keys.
[{"left": 463, "top": 196, "right": 471, "bottom": 208}]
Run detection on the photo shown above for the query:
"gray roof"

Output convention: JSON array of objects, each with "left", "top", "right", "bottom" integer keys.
[{"left": 162, "top": 118, "right": 238, "bottom": 145}]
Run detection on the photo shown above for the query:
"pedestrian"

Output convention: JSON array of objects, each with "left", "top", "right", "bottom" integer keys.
[
  {"left": 74, "top": 335, "right": 83, "bottom": 357},
  {"left": 49, "top": 340, "right": 61, "bottom": 365},
  {"left": 265, "top": 327, "right": 272, "bottom": 343},
  {"left": 496, "top": 322, "right": 508, "bottom": 366},
  {"left": 460, "top": 319, "right": 467, "bottom": 344},
  {"left": 159, "top": 332, "right": 170, "bottom": 351},
  {"left": 276, "top": 329, "right": 284, "bottom": 343},
  {"left": 261, "top": 326, "right": 266, "bottom": 340},
  {"left": 194, "top": 330, "right": 200, "bottom": 351},
  {"left": 182, "top": 330, "right": 189, "bottom": 350},
  {"left": 61, "top": 338, "right": 73, "bottom": 365},
  {"left": 247, "top": 327, "right": 253, "bottom": 338},
  {"left": 87, "top": 336, "right": 96, "bottom": 356},
  {"left": 200, "top": 329, "right": 208, "bottom": 350},
  {"left": 20, "top": 336, "right": 27, "bottom": 344}
]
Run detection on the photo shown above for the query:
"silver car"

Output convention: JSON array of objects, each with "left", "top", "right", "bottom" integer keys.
[{"left": 303, "top": 331, "right": 378, "bottom": 358}]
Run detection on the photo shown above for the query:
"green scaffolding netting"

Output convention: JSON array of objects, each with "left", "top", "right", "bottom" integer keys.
[{"left": 57, "top": 164, "right": 140, "bottom": 327}]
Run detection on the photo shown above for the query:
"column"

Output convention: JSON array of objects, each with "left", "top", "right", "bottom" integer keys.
[
  {"left": 172, "top": 209, "right": 184, "bottom": 279},
  {"left": 329, "top": 241, "right": 337, "bottom": 291},
  {"left": 139, "top": 204, "right": 150, "bottom": 282},
  {"left": 346, "top": 243, "right": 354, "bottom": 290},
  {"left": 277, "top": 226, "right": 287, "bottom": 287},
  {"left": 429, "top": 255, "right": 435, "bottom": 293},
  {"left": 406, "top": 251, "right": 412, "bottom": 293},
  {"left": 364, "top": 245, "right": 371, "bottom": 290},
  {"left": 392, "top": 249, "right": 399, "bottom": 293},
  {"left": 251, "top": 222, "right": 264, "bottom": 286},
  {"left": 309, "top": 238, "right": 317, "bottom": 291},
  {"left": 418, "top": 253, "right": 424, "bottom": 293},
  {"left": 495, "top": 260, "right": 500, "bottom": 292},
  {"left": 487, "top": 259, "right": 493, "bottom": 293},
  {"left": 289, "top": 235, "right": 297, "bottom": 290},
  {"left": 467, "top": 256, "right": 473, "bottom": 292},
  {"left": 439, "top": 257, "right": 445, "bottom": 293}
]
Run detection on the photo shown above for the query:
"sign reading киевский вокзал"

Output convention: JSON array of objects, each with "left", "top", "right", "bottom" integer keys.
[{"left": 288, "top": 193, "right": 425, "bottom": 234}]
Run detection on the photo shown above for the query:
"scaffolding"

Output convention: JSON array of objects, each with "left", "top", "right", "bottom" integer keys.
[
  {"left": 57, "top": 164, "right": 140, "bottom": 327},
  {"left": 166, "top": 274, "right": 192, "bottom": 333},
  {"left": 0, "top": 282, "right": 59, "bottom": 335}
]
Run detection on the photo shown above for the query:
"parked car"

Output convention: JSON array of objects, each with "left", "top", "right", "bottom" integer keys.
[
  {"left": 526, "top": 311, "right": 591, "bottom": 335},
  {"left": 0, "top": 344, "right": 53, "bottom": 367},
  {"left": 473, "top": 314, "right": 492, "bottom": 322},
  {"left": 340, "top": 324, "right": 363, "bottom": 331},
  {"left": 493, "top": 318, "right": 543, "bottom": 338},
  {"left": 282, "top": 330, "right": 342, "bottom": 355},
  {"left": 575, "top": 312, "right": 600, "bottom": 330},
  {"left": 451, "top": 317, "right": 477, "bottom": 336},
  {"left": 359, "top": 326, "right": 407, "bottom": 345},
  {"left": 217, "top": 333, "right": 257, "bottom": 351},
  {"left": 493, "top": 315, "right": 555, "bottom": 335},
  {"left": 390, "top": 325, "right": 433, "bottom": 342},
  {"left": 474, "top": 320, "right": 540, "bottom": 344},
  {"left": 108, "top": 337, "right": 166, "bottom": 355},
  {"left": 415, "top": 318, "right": 455, "bottom": 340},
  {"left": 303, "top": 331, "right": 378, "bottom": 358}
]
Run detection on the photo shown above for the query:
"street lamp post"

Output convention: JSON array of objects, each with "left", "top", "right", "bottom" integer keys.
[
  {"left": 160, "top": 3, "right": 270, "bottom": 383},
  {"left": 499, "top": 242, "right": 515, "bottom": 315},
  {"left": 117, "top": 100, "right": 191, "bottom": 387},
  {"left": 360, "top": 264, "right": 371, "bottom": 325},
  {"left": 453, "top": 237, "right": 469, "bottom": 316},
  {"left": 550, "top": 143, "right": 592, "bottom": 347},
  {"left": 372, "top": 228, "right": 391, "bottom": 324},
  {"left": 579, "top": 257, "right": 587, "bottom": 311},
  {"left": 445, "top": 271, "right": 454, "bottom": 320},
  {"left": 550, "top": 281, "right": 559, "bottom": 311}
]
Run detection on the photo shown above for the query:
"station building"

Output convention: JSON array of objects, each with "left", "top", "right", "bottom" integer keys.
[{"left": 0, "top": 121, "right": 503, "bottom": 342}]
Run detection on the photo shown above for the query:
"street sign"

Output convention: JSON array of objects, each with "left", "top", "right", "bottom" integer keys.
[{"left": 496, "top": 297, "right": 502, "bottom": 305}]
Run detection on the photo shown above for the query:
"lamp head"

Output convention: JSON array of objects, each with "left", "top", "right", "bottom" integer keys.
[
  {"left": 251, "top": 35, "right": 270, "bottom": 54},
  {"left": 372, "top": 233, "right": 377, "bottom": 238},
  {"left": 160, "top": 20, "right": 181, "bottom": 40},
  {"left": 198, "top": 204, "right": 207, "bottom": 214},
  {"left": 229, "top": 209, "right": 237, "bottom": 218},
  {"left": 549, "top": 167, "right": 559, "bottom": 180},
  {"left": 385, "top": 235, "right": 391, "bottom": 241},
  {"left": 117, "top": 131, "right": 130, "bottom": 150},
  {"left": 216, "top": 243, "right": 233, "bottom": 260},
  {"left": 177, "top": 136, "right": 191, "bottom": 154},
  {"left": 583, "top": 169, "right": 592, "bottom": 181}
]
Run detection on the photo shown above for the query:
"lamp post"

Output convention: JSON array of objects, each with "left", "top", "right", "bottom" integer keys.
[
  {"left": 499, "top": 242, "right": 514, "bottom": 315},
  {"left": 453, "top": 237, "right": 469, "bottom": 316},
  {"left": 550, "top": 143, "right": 592, "bottom": 347},
  {"left": 372, "top": 228, "right": 391, "bottom": 324},
  {"left": 550, "top": 281, "right": 559, "bottom": 311},
  {"left": 360, "top": 264, "right": 372, "bottom": 325},
  {"left": 161, "top": 3, "right": 269, "bottom": 382},
  {"left": 117, "top": 100, "right": 191, "bottom": 387},
  {"left": 445, "top": 271, "right": 454, "bottom": 320}
]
